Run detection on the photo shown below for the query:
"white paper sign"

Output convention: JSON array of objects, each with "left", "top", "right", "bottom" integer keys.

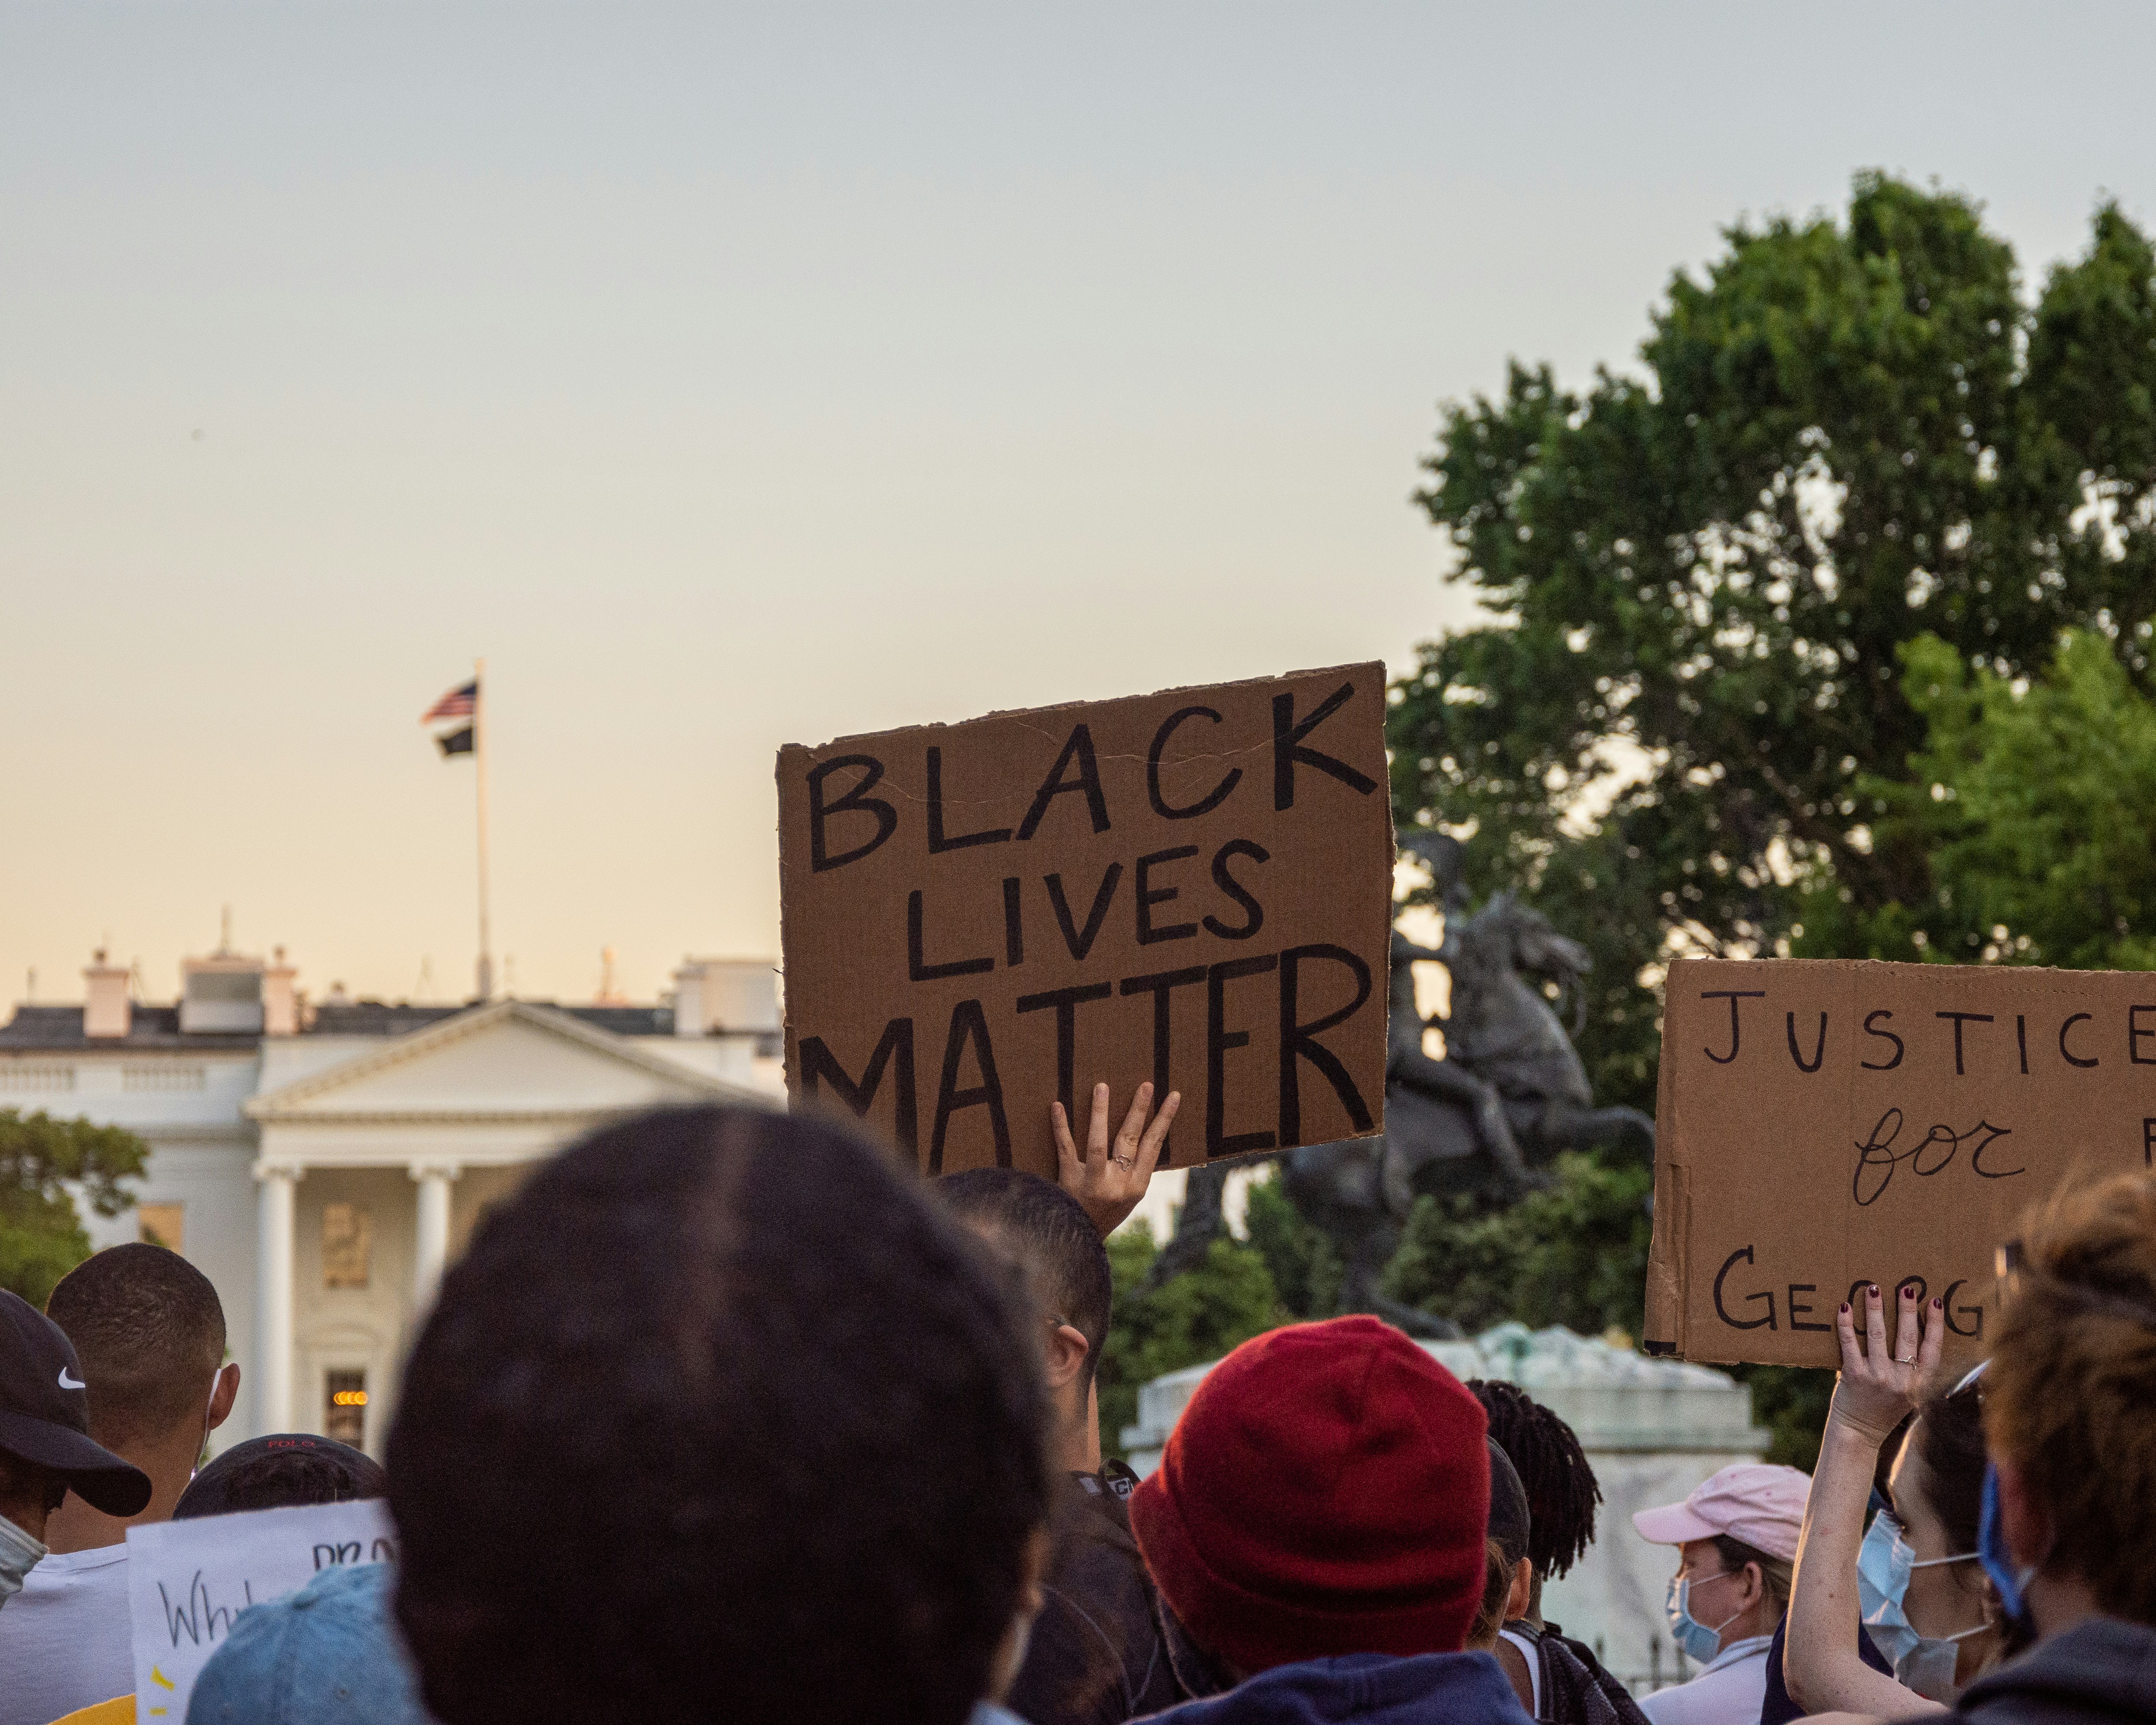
[{"left": 126, "top": 1498, "right": 398, "bottom": 1723}]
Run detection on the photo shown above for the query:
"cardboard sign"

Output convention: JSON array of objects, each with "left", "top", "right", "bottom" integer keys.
[
  {"left": 777, "top": 665, "right": 1395, "bottom": 1177},
  {"left": 1646, "top": 957, "right": 2156, "bottom": 1366},
  {"left": 126, "top": 1497, "right": 397, "bottom": 1722}
]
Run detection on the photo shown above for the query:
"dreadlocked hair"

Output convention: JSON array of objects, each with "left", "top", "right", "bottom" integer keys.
[{"left": 1470, "top": 1379, "right": 1601, "bottom": 1580}]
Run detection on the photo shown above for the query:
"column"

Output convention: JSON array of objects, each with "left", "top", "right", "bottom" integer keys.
[
  {"left": 254, "top": 1164, "right": 299, "bottom": 1435},
  {"left": 411, "top": 1163, "right": 461, "bottom": 1313}
]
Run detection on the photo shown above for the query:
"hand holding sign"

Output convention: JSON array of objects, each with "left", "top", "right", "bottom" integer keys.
[
  {"left": 1054, "top": 1081, "right": 1181, "bottom": 1236},
  {"left": 1831, "top": 1282, "right": 1945, "bottom": 1445}
]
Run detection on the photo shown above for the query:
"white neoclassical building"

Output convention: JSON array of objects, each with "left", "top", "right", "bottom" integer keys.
[{"left": 0, "top": 944, "right": 783, "bottom": 1457}]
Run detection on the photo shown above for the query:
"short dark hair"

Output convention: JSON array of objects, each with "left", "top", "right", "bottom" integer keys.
[
  {"left": 1911, "top": 1380, "right": 1986, "bottom": 1557},
  {"left": 390, "top": 1105, "right": 1051, "bottom": 1725},
  {"left": 46, "top": 1243, "right": 225, "bottom": 1450},
  {"left": 174, "top": 1434, "right": 385, "bottom": 1519},
  {"left": 1468, "top": 1380, "right": 1600, "bottom": 1580},
  {"left": 938, "top": 1169, "right": 1112, "bottom": 1393}
]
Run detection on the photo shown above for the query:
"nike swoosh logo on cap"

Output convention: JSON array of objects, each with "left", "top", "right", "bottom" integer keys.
[{"left": 59, "top": 1368, "right": 86, "bottom": 1390}]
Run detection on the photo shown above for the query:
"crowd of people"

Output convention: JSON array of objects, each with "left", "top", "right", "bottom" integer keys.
[{"left": 0, "top": 1081, "right": 2153, "bottom": 1725}]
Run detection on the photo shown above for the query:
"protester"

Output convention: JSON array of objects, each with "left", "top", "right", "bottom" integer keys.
[
  {"left": 1784, "top": 1285, "right": 1997, "bottom": 1716},
  {"left": 186, "top": 1564, "right": 436, "bottom": 1725},
  {"left": 0, "top": 1290, "right": 148, "bottom": 1615},
  {"left": 1630, "top": 1463, "right": 1808, "bottom": 1725},
  {"left": 1125, "top": 1314, "right": 1536, "bottom": 1724},
  {"left": 943, "top": 1161, "right": 1183, "bottom": 1723},
  {"left": 1759, "top": 1424, "right": 1901, "bottom": 1725},
  {"left": 389, "top": 1103, "right": 1053, "bottom": 1725},
  {"left": 1471, "top": 1440, "right": 1536, "bottom": 1665},
  {"left": 1928, "top": 1170, "right": 2156, "bottom": 1724},
  {"left": 1473, "top": 1379, "right": 1650, "bottom": 1725},
  {"left": 0, "top": 1245, "right": 236, "bottom": 1725},
  {"left": 175, "top": 1431, "right": 386, "bottom": 1518}
]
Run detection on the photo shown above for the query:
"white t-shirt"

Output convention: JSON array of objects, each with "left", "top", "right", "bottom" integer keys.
[
  {"left": 0, "top": 1544, "right": 134, "bottom": 1725},
  {"left": 1497, "top": 1626, "right": 1545, "bottom": 1717},
  {"left": 1637, "top": 1634, "right": 1774, "bottom": 1725}
]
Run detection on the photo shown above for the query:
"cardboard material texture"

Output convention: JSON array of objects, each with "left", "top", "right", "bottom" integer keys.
[
  {"left": 125, "top": 1497, "right": 397, "bottom": 1722},
  {"left": 777, "top": 665, "right": 1395, "bottom": 1178},
  {"left": 1646, "top": 957, "right": 2156, "bottom": 1367}
]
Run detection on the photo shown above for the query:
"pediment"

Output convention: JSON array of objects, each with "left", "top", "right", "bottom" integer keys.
[{"left": 246, "top": 1001, "right": 755, "bottom": 1122}]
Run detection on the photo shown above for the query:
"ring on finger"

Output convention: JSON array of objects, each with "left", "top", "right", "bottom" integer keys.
[{"left": 1112, "top": 1154, "right": 1134, "bottom": 1168}]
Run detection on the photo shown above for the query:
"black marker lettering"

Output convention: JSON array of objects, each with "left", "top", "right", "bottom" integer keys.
[
  {"left": 799, "top": 1019, "right": 918, "bottom": 1156},
  {"left": 1862, "top": 1010, "right": 1905, "bottom": 1071},
  {"left": 1272, "top": 682, "right": 1378, "bottom": 810},
  {"left": 2018, "top": 1014, "right": 2029, "bottom": 1074},
  {"left": 908, "top": 890, "right": 994, "bottom": 982},
  {"left": 1016, "top": 983, "right": 1113, "bottom": 1124},
  {"left": 1944, "top": 1280, "right": 1985, "bottom": 1339},
  {"left": 807, "top": 755, "right": 897, "bottom": 872},
  {"left": 1202, "top": 840, "right": 1269, "bottom": 941},
  {"left": 1148, "top": 706, "right": 1242, "bottom": 820},
  {"left": 2061, "top": 1012, "right": 2100, "bottom": 1068},
  {"left": 1001, "top": 877, "right": 1024, "bottom": 967},
  {"left": 1713, "top": 1245, "right": 1776, "bottom": 1331},
  {"left": 1135, "top": 847, "right": 1200, "bottom": 944},
  {"left": 1045, "top": 864, "right": 1122, "bottom": 961},
  {"left": 1787, "top": 1284, "right": 1829, "bottom": 1332},
  {"left": 929, "top": 1000, "right": 1011, "bottom": 1173},
  {"left": 1787, "top": 1011, "right": 1828, "bottom": 1073},
  {"left": 1278, "top": 943, "right": 1375, "bottom": 1143},
  {"left": 2131, "top": 1005, "right": 2156, "bottom": 1066},
  {"left": 1969, "top": 1122, "right": 2023, "bottom": 1179},
  {"left": 926, "top": 746, "right": 1012, "bottom": 854},
  {"left": 1207, "top": 955, "right": 1279, "bottom": 1158},
  {"left": 1014, "top": 724, "right": 1111, "bottom": 840},
  {"left": 1702, "top": 990, "right": 1766, "bottom": 1063},
  {"left": 1936, "top": 1011, "right": 1996, "bottom": 1075},
  {"left": 1120, "top": 967, "right": 1207, "bottom": 1166}
]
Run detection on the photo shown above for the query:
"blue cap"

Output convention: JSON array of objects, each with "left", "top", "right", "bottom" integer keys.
[{"left": 186, "top": 1563, "right": 437, "bottom": 1725}]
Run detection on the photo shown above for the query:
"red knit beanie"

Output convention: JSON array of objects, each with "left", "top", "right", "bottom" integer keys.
[{"left": 1127, "top": 1315, "right": 1490, "bottom": 1674}]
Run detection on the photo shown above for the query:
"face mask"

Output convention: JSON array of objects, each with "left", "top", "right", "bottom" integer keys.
[
  {"left": 1857, "top": 1508, "right": 1983, "bottom": 1671},
  {"left": 0, "top": 1512, "right": 48, "bottom": 1611},
  {"left": 1664, "top": 1572, "right": 1738, "bottom": 1665},
  {"left": 1977, "top": 1464, "right": 2038, "bottom": 1628}
]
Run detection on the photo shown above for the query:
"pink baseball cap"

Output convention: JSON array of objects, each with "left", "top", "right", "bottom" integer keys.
[{"left": 1631, "top": 1463, "right": 1810, "bottom": 1562}]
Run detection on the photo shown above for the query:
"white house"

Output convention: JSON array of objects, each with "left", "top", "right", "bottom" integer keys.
[{"left": 0, "top": 944, "right": 784, "bottom": 1458}]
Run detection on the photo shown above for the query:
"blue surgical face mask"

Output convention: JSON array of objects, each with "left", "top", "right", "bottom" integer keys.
[
  {"left": 1978, "top": 1463, "right": 2037, "bottom": 1627},
  {"left": 1664, "top": 1572, "right": 1738, "bottom": 1665},
  {"left": 1857, "top": 1509, "right": 1985, "bottom": 1700}
]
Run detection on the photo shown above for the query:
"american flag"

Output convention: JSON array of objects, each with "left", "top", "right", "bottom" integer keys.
[{"left": 421, "top": 679, "right": 478, "bottom": 724}]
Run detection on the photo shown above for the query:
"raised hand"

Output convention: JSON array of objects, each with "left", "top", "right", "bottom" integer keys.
[
  {"left": 1052, "top": 1080, "right": 1181, "bottom": 1238},
  {"left": 1830, "top": 1281, "right": 1944, "bottom": 1443}
]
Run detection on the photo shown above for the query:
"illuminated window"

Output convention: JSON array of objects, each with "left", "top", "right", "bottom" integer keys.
[
  {"left": 325, "top": 1370, "right": 367, "bottom": 1445},
  {"left": 137, "top": 1203, "right": 185, "bottom": 1255},
  {"left": 322, "top": 1202, "right": 373, "bottom": 1290}
]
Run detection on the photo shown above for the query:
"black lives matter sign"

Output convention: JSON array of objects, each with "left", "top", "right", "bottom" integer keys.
[
  {"left": 776, "top": 666, "right": 1394, "bottom": 1178},
  {"left": 1646, "top": 957, "right": 2156, "bottom": 1366}
]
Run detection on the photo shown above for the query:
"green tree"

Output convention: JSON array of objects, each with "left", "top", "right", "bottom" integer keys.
[
  {"left": 1842, "top": 624, "right": 2156, "bottom": 967},
  {"left": 0, "top": 1109, "right": 150, "bottom": 1307},
  {"left": 1241, "top": 1173, "right": 1341, "bottom": 1320},
  {"left": 1096, "top": 1222, "right": 1282, "bottom": 1461},
  {"left": 1381, "top": 1151, "right": 1653, "bottom": 1336},
  {"left": 1391, "top": 176, "right": 2156, "bottom": 1112}
]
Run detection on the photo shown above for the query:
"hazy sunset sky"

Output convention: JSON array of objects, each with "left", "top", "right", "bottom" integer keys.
[{"left": 6, "top": 4, "right": 2154, "bottom": 1007}]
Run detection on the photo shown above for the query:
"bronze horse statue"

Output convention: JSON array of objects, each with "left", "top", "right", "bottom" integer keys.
[{"left": 1147, "top": 842, "right": 1654, "bottom": 1337}]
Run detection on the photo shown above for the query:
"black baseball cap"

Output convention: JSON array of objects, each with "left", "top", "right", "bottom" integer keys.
[
  {"left": 0, "top": 1290, "right": 153, "bottom": 1517},
  {"left": 175, "top": 1433, "right": 386, "bottom": 1520},
  {"left": 1487, "top": 1438, "right": 1532, "bottom": 1569}
]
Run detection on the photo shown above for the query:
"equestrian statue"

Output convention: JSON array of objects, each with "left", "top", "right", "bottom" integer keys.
[{"left": 1145, "top": 832, "right": 1655, "bottom": 1337}]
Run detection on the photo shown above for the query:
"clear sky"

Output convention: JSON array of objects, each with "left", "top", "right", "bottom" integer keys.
[{"left": 5, "top": 3, "right": 2154, "bottom": 1008}]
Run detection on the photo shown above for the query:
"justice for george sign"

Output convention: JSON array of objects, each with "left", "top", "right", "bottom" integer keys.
[
  {"left": 776, "top": 666, "right": 1394, "bottom": 1178},
  {"left": 1645, "top": 957, "right": 2156, "bottom": 1368}
]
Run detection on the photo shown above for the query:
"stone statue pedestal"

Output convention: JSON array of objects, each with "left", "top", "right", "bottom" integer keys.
[{"left": 1119, "top": 1321, "right": 1769, "bottom": 1695}]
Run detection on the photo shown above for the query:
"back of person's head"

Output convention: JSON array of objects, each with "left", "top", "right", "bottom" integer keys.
[
  {"left": 46, "top": 1242, "right": 225, "bottom": 1450},
  {"left": 1129, "top": 1315, "right": 1489, "bottom": 1674},
  {"left": 389, "top": 1104, "right": 1051, "bottom": 1725},
  {"left": 939, "top": 1169, "right": 1112, "bottom": 1391},
  {"left": 175, "top": 1434, "right": 385, "bottom": 1519},
  {"left": 1911, "top": 1378, "right": 1986, "bottom": 1556},
  {"left": 1986, "top": 1168, "right": 2156, "bottom": 1626},
  {"left": 1468, "top": 1439, "right": 1533, "bottom": 1649},
  {"left": 1470, "top": 1379, "right": 1600, "bottom": 1582}
]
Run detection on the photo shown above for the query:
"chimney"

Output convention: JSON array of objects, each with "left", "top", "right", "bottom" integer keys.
[
  {"left": 671, "top": 959, "right": 780, "bottom": 1037},
  {"left": 83, "top": 949, "right": 131, "bottom": 1039},
  {"left": 263, "top": 946, "right": 300, "bottom": 1037}
]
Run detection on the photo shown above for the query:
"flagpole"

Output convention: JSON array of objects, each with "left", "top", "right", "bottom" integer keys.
[{"left": 474, "top": 657, "right": 494, "bottom": 1003}]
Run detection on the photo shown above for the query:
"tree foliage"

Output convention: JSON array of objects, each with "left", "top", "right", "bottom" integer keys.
[
  {"left": 1837, "top": 624, "right": 2156, "bottom": 967},
  {"left": 1096, "top": 1223, "right": 1281, "bottom": 1461},
  {"left": 1241, "top": 1173, "right": 1341, "bottom": 1321},
  {"left": 1391, "top": 175, "right": 2156, "bottom": 1110},
  {"left": 0, "top": 1109, "right": 150, "bottom": 1307}
]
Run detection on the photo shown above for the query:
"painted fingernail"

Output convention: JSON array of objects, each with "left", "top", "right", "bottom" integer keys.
[
  {"left": 1840, "top": 1303, "right": 1850, "bottom": 1314},
  {"left": 1932, "top": 1298, "right": 1943, "bottom": 1309},
  {"left": 1869, "top": 1284, "right": 1879, "bottom": 1296},
  {"left": 1903, "top": 1285, "right": 1915, "bottom": 1299}
]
